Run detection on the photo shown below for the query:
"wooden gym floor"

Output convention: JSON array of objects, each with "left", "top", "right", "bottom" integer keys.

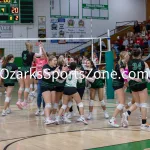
[{"left": 0, "top": 85, "right": 150, "bottom": 150}]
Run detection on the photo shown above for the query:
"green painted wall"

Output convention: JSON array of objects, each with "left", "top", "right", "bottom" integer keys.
[{"left": 14, "top": 57, "right": 22, "bottom": 68}]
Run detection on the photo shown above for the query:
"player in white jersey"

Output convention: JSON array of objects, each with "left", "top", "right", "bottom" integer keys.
[{"left": 55, "top": 62, "right": 88, "bottom": 125}]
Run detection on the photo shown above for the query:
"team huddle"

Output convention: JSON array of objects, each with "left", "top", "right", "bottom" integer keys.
[{"left": 0, "top": 42, "right": 150, "bottom": 130}]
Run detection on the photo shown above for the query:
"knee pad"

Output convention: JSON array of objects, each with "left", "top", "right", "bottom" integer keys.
[
  {"left": 61, "top": 104, "right": 67, "bottom": 110},
  {"left": 127, "top": 102, "right": 132, "bottom": 107},
  {"left": 89, "top": 100, "right": 94, "bottom": 106},
  {"left": 135, "top": 103, "right": 140, "bottom": 107},
  {"left": 78, "top": 102, "right": 83, "bottom": 108},
  {"left": 117, "top": 104, "right": 124, "bottom": 110},
  {"left": 5, "top": 97, "right": 10, "bottom": 103},
  {"left": 140, "top": 103, "right": 147, "bottom": 108},
  {"left": 25, "top": 88, "right": 30, "bottom": 93},
  {"left": 53, "top": 103, "right": 58, "bottom": 109},
  {"left": 68, "top": 101, "right": 73, "bottom": 108},
  {"left": 30, "top": 84, "right": 33, "bottom": 89},
  {"left": 45, "top": 103, "right": 51, "bottom": 108},
  {"left": 100, "top": 100, "right": 106, "bottom": 107},
  {"left": 19, "top": 88, "right": 24, "bottom": 92}
]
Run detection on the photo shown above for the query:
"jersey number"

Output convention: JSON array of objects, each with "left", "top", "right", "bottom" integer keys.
[
  {"left": 23, "top": 54, "right": 27, "bottom": 60},
  {"left": 132, "top": 62, "right": 142, "bottom": 70}
]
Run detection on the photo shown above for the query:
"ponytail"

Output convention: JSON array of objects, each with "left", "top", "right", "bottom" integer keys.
[{"left": 2, "top": 54, "right": 14, "bottom": 68}]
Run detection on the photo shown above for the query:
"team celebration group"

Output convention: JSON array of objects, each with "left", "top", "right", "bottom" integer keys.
[{"left": 0, "top": 41, "right": 150, "bottom": 130}]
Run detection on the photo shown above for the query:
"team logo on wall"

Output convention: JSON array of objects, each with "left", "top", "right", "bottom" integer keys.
[
  {"left": 59, "top": 30, "right": 65, "bottom": 38},
  {"left": 51, "top": 23, "right": 57, "bottom": 30},
  {"left": 68, "top": 19, "right": 75, "bottom": 27},
  {"left": 78, "top": 20, "right": 84, "bottom": 27}
]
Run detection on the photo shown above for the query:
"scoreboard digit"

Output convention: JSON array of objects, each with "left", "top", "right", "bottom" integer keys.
[{"left": 0, "top": 0, "right": 19, "bottom": 23}]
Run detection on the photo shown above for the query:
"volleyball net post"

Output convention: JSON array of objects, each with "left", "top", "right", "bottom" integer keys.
[{"left": 105, "top": 30, "right": 114, "bottom": 99}]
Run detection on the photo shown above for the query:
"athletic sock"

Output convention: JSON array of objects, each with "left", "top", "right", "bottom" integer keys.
[
  {"left": 18, "top": 99, "right": 22, "bottom": 102},
  {"left": 24, "top": 99, "right": 28, "bottom": 103}
]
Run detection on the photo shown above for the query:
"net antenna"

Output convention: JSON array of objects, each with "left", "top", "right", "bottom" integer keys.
[{"left": 98, "top": 30, "right": 111, "bottom": 65}]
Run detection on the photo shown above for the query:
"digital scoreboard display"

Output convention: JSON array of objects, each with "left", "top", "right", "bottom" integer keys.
[{"left": 0, "top": 0, "right": 19, "bottom": 23}]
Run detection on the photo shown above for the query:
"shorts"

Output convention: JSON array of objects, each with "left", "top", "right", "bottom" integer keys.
[
  {"left": 41, "top": 86, "right": 56, "bottom": 93},
  {"left": 91, "top": 84, "right": 105, "bottom": 89},
  {"left": 77, "top": 88, "right": 85, "bottom": 99},
  {"left": 129, "top": 83, "right": 147, "bottom": 92},
  {"left": 20, "top": 66, "right": 30, "bottom": 76},
  {"left": 4, "top": 83, "right": 15, "bottom": 87},
  {"left": 63, "top": 87, "right": 77, "bottom": 96},
  {"left": 55, "top": 86, "right": 64, "bottom": 92},
  {"left": 113, "top": 85, "right": 124, "bottom": 91}
]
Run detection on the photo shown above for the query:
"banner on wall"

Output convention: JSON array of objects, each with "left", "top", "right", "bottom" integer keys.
[
  {"left": 50, "top": 18, "right": 87, "bottom": 44},
  {"left": 38, "top": 16, "right": 46, "bottom": 42},
  {"left": 0, "top": 25, "right": 13, "bottom": 38}
]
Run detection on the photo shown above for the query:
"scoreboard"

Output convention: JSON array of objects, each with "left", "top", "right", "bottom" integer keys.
[
  {"left": 0, "top": 0, "right": 19, "bottom": 23},
  {"left": 0, "top": 0, "right": 34, "bottom": 24}
]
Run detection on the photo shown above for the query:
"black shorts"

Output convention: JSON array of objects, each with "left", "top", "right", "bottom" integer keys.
[
  {"left": 4, "top": 83, "right": 15, "bottom": 87},
  {"left": 63, "top": 87, "right": 77, "bottom": 96},
  {"left": 113, "top": 85, "right": 124, "bottom": 91},
  {"left": 129, "top": 83, "right": 147, "bottom": 92},
  {"left": 55, "top": 86, "right": 64, "bottom": 92},
  {"left": 41, "top": 86, "right": 56, "bottom": 93},
  {"left": 77, "top": 88, "right": 85, "bottom": 99}
]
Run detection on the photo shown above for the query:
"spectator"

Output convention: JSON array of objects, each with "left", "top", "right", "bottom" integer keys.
[
  {"left": 133, "top": 21, "right": 141, "bottom": 34},
  {"left": 141, "top": 26, "right": 147, "bottom": 37},
  {"left": 123, "top": 36, "right": 129, "bottom": 47}
]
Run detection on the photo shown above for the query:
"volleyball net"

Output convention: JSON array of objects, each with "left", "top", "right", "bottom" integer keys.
[{"left": 0, "top": 30, "right": 111, "bottom": 67}]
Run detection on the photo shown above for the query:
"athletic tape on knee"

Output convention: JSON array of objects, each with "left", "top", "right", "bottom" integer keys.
[
  {"left": 100, "top": 100, "right": 106, "bottom": 107},
  {"left": 53, "top": 103, "right": 58, "bottom": 109},
  {"left": 89, "top": 100, "right": 94, "bottom": 106},
  {"left": 25, "top": 88, "right": 30, "bottom": 93},
  {"left": 19, "top": 88, "right": 24, "bottom": 92},
  {"left": 61, "top": 104, "right": 67, "bottom": 110},
  {"left": 128, "top": 102, "right": 132, "bottom": 107},
  {"left": 135, "top": 103, "right": 140, "bottom": 107},
  {"left": 78, "top": 102, "right": 83, "bottom": 108},
  {"left": 68, "top": 101, "right": 73, "bottom": 108},
  {"left": 45, "top": 103, "right": 51, "bottom": 108},
  {"left": 5, "top": 97, "right": 10, "bottom": 102},
  {"left": 30, "top": 84, "right": 33, "bottom": 89},
  {"left": 117, "top": 104, "right": 124, "bottom": 110},
  {"left": 140, "top": 103, "right": 147, "bottom": 108}
]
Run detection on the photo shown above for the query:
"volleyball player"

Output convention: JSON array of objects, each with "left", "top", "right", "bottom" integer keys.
[
  {"left": 16, "top": 42, "right": 35, "bottom": 109},
  {"left": 29, "top": 57, "right": 38, "bottom": 98},
  {"left": 108, "top": 51, "right": 130, "bottom": 127},
  {"left": 122, "top": 48, "right": 150, "bottom": 130},
  {"left": 55, "top": 62, "right": 88, "bottom": 125},
  {"left": 1, "top": 54, "right": 18, "bottom": 116},
  {"left": 85, "top": 60, "right": 109, "bottom": 120},
  {"left": 41, "top": 55, "right": 58, "bottom": 125}
]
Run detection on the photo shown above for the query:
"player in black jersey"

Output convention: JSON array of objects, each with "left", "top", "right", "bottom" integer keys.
[
  {"left": 16, "top": 42, "right": 35, "bottom": 109},
  {"left": 122, "top": 48, "right": 150, "bottom": 130},
  {"left": 52, "top": 56, "right": 68, "bottom": 121},
  {"left": 85, "top": 60, "right": 109, "bottom": 120},
  {"left": 41, "top": 55, "right": 58, "bottom": 125},
  {"left": 1, "top": 54, "right": 18, "bottom": 116},
  {"left": 108, "top": 51, "right": 130, "bottom": 127}
]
